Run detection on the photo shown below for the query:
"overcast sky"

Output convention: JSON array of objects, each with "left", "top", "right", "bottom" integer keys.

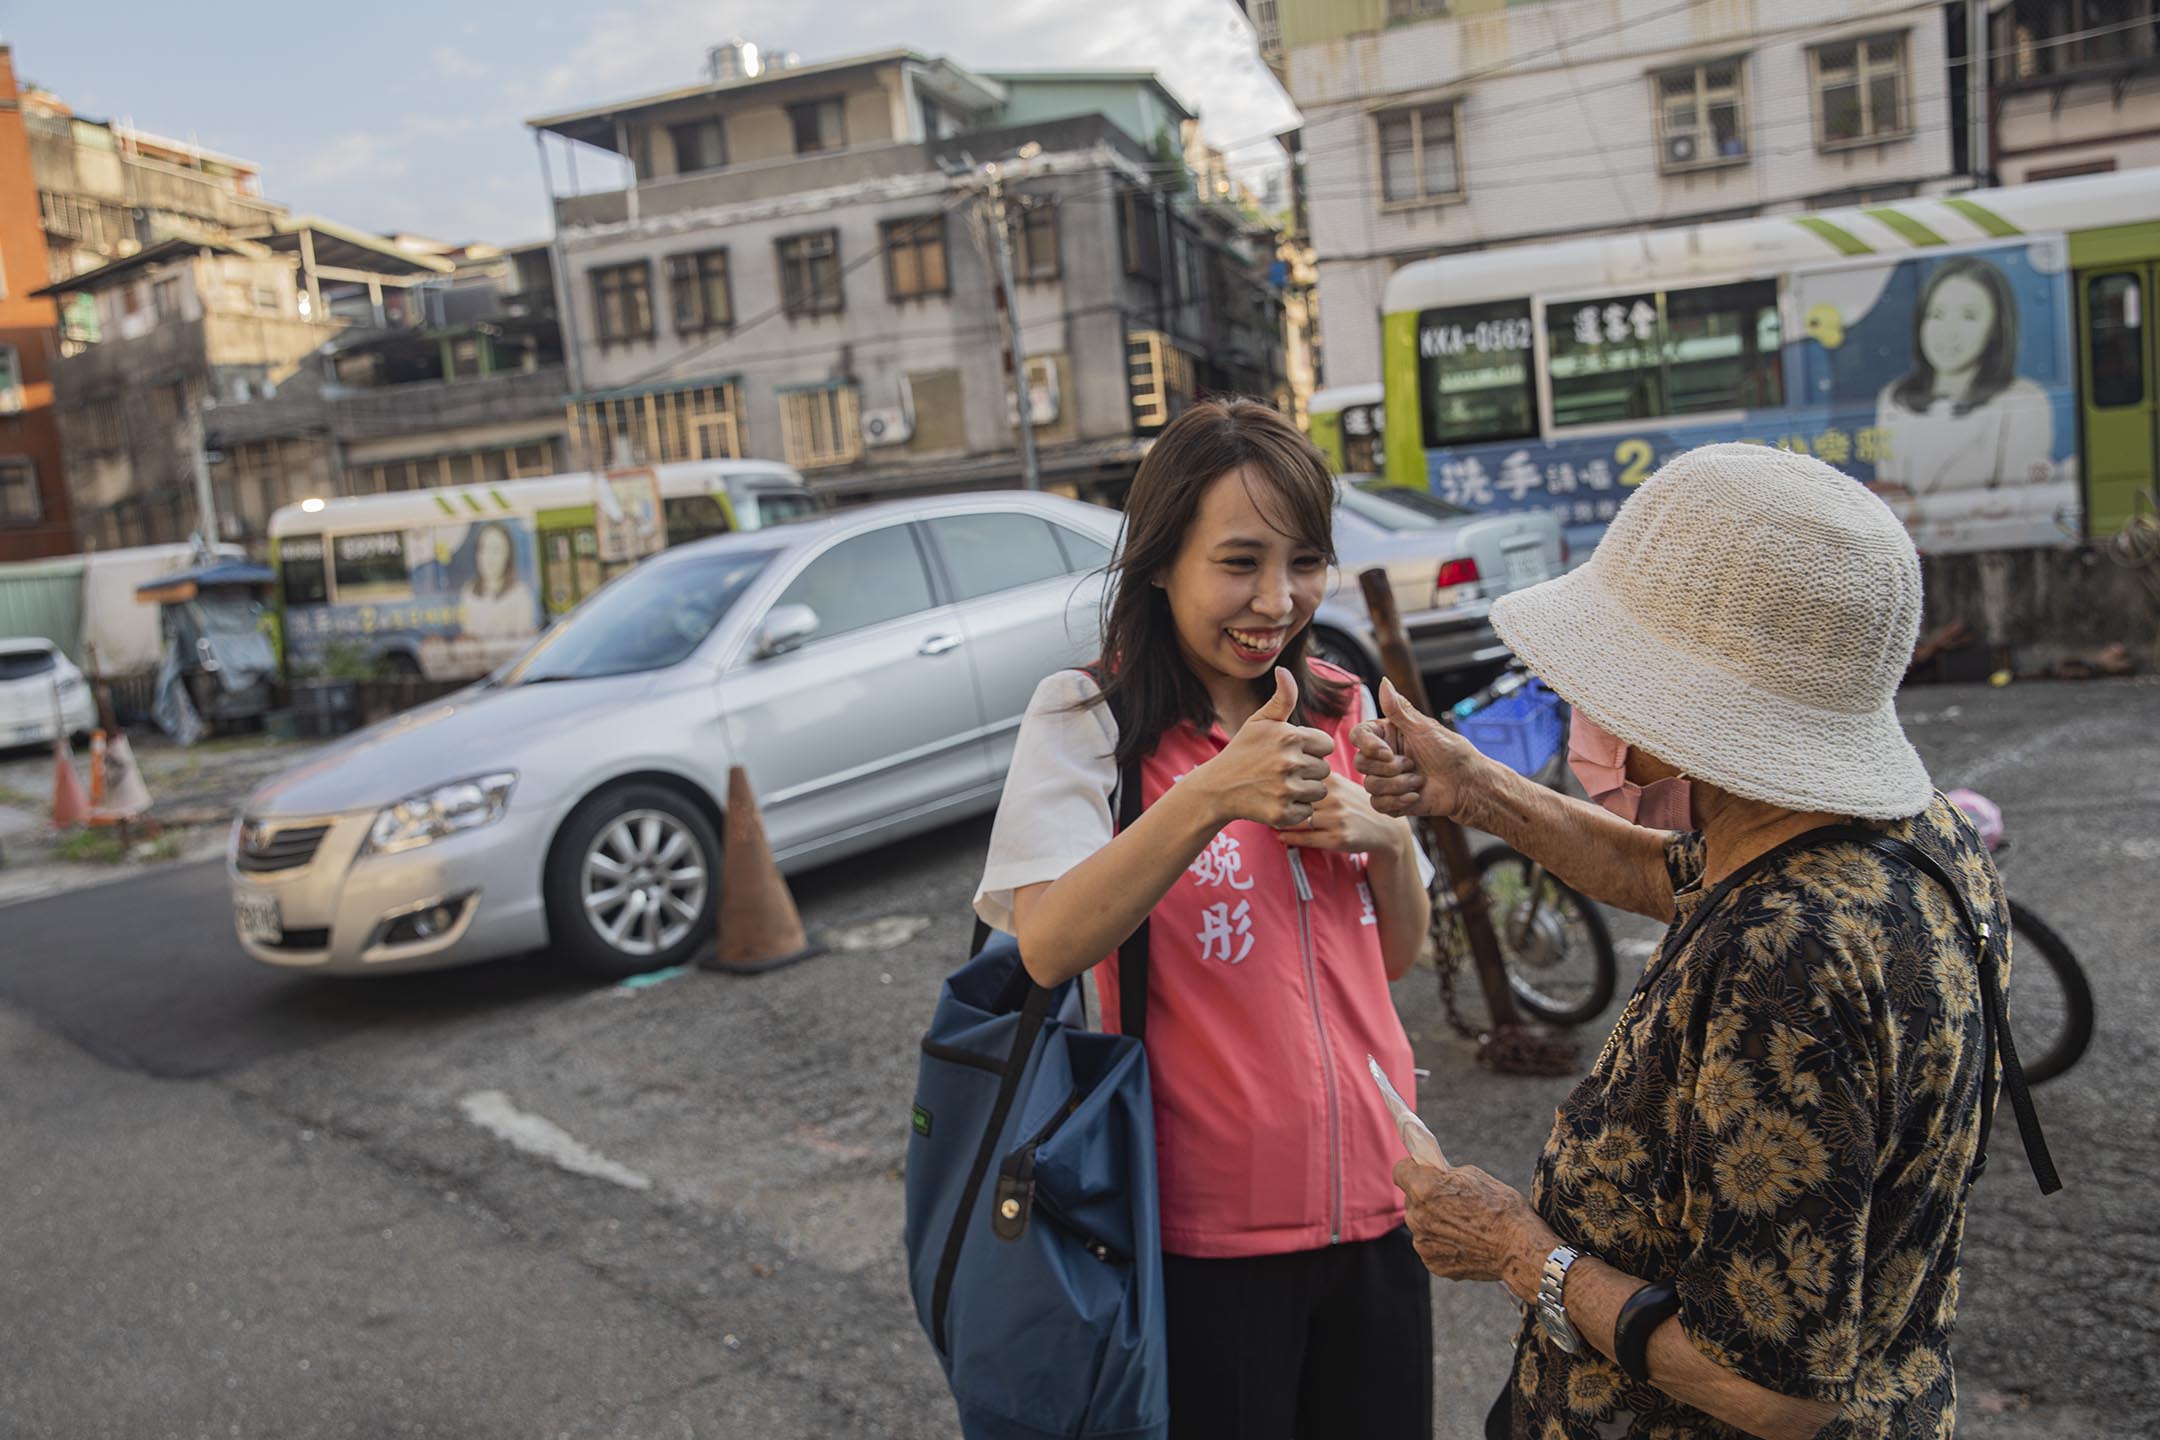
[{"left": 3, "top": 0, "right": 1296, "bottom": 246}]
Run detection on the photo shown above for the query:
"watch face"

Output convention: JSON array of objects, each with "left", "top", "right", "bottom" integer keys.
[{"left": 1538, "top": 1305, "right": 1581, "bottom": 1355}]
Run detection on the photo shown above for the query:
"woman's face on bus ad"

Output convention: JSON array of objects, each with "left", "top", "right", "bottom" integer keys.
[
  {"left": 1920, "top": 274, "right": 1996, "bottom": 377},
  {"left": 477, "top": 526, "right": 513, "bottom": 585}
]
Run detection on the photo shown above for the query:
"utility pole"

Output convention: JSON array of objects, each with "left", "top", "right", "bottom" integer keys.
[
  {"left": 1968, "top": 0, "right": 1991, "bottom": 185},
  {"left": 185, "top": 403, "right": 218, "bottom": 555},
  {"left": 981, "top": 158, "right": 1042, "bottom": 492}
]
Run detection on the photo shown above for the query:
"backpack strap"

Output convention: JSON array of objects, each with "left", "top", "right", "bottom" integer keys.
[
  {"left": 1668, "top": 823, "right": 2060, "bottom": 1196},
  {"left": 1807, "top": 826, "right": 2061, "bottom": 1196},
  {"left": 1103, "top": 680, "right": 1152, "bottom": 1044}
]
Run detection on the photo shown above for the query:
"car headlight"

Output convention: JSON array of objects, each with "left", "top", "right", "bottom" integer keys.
[
  {"left": 366, "top": 772, "right": 516, "bottom": 856},
  {"left": 57, "top": 672, "right": 84, "bottom": 695}
]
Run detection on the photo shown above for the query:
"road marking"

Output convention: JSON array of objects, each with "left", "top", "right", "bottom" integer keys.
[
  {"left": 827, "top": 915, "right": 932, "bottom": 953},
  {"left": 456, "top": 1090, "right": 652, "bottom": 1191}
]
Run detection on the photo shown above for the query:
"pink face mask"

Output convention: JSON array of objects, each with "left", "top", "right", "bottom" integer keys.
[{"left": 1566, "top": 710, "right": 1694, "bottom": 831}]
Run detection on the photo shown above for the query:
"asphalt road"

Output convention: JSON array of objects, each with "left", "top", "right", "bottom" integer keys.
[{"left": 0, "top": 677, "right": 2153, "bottom": 1438}]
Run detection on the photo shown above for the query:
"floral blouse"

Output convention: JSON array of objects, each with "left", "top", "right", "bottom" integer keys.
[{"left": 1506, "top": 795, "right": 2006, "bottom": 1439}]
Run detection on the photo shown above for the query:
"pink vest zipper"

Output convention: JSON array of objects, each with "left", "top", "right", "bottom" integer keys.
[{"left": 1096, "top": 664, "right": 1419, "bottom": 1259}]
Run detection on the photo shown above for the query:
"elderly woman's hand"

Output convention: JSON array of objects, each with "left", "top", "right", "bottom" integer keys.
[
  {"left": 1393, "top": 1159, "right": 1561, "bottom": 1301},
  {"left": 1351, "top": 679, "right": 1498, "bottom": 824}
]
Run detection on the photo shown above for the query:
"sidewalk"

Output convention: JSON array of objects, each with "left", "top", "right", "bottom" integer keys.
[{"left": 0, "top": 730, "right": 321, "bottom": 907}]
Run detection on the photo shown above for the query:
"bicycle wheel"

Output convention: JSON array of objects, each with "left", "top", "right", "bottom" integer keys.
[
  {"left": 2005, "top": 900, "right": 2095, "bottom": 1086},
  {"left": 1475, "top": 845, "right": 1617, "bottom": 1026}
]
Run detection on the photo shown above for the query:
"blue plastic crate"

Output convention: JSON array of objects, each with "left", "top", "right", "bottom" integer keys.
[{"left": 1457, "top": 678, "right": 1566, "bottom": 777}]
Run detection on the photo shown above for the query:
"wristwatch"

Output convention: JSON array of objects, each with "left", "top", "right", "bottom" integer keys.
[{"left": 1536, "top": 1244, "right": 1583, "bottom": 1355}]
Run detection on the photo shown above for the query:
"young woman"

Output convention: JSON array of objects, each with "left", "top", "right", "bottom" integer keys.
[{"left": 973, "top": 398, "right": 1435, "bottom": 1440}]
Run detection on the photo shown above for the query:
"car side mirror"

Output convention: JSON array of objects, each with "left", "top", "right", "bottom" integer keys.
[{"left": 755, "top": 604, "right": 820, "bottom": 660}]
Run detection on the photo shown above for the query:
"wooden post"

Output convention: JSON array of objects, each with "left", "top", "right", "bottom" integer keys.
[
  {"left": 1347, "top": 574, "right": 1572, "bottom": 1079},
  {"left": 1356, "top": 568, "right": 1530, "bottom": 1036}
]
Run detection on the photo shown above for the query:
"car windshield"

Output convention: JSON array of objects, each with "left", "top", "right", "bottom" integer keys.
[
  {"left": 506, "top": 547, "right": 781, "bottom": 684},
  {"left": 0, "top": 647, "right": 57, "bottom": 682},
  {"left": 1337, "top": 483, "right": 1467, "bottom": 531}
]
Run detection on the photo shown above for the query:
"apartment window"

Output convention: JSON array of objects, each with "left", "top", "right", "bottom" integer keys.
[
  {"left": 0, "top": 459, "right": 40, "bottom": 526},
  {"left": 1655, "top": 59, "right": 1747, "bottom": 170},
  {"left": 777, "top": 231, "right": 844, "bottom": 316},
  {"left": 789, "top": 98, "right": 846, "bottom": 155},
  {"left": 1385, "top": 0, "right": 1449, "bottom": 17},
  {"left": 779, "top": 384, "right": 862, "bottom": 469},
  {"left": 0, "top": 346, "right": 19, "bottom": 404},
  {"left": 1015, "top": 201, "right": 1060, "bottom": 281},
  {"left": 590, "top": 261, "right": 655, "bottom": 345},
  {"left": 668, "top": 117, "right": 728, "bottom": 175},
  {"left": 1378, "top": 104, "right": 1461, "bottom": 205},
  {"left": 1995, "top": 0, "right": 2159, "bottom": 81},
  {"left": 1120, "top": 191, "right": 1162, "bottom": 278},
  {"left": 882, "top": 216, "right": 950, "bottom": 301},
  {"left": 1812, "top": 33, "right": 1910, "bottom": 148},
  {"left": 668, "top": 249, "right": 734, "bottom": 333},
  {"left": 569, "top": 383, "right": 742, "bottom": 468},
  {"left": 153, "top": 275, "right": 184, "bottom": 318}
]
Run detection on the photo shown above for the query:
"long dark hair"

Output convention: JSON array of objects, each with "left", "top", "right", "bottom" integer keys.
[
  {"left": 1086, "top": 397, "right": 1350, "bottom": 770},
  {"left": 1889, "top": 257, "right": 2020, "bottom": 417}
]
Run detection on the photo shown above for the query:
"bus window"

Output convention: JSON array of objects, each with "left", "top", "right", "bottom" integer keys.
[
  {"left": 2088, "top": 273, "right": 2145, "bottom": 409},
  {"left": 1416, "top": 301, "right": 1537, "bottom": 446},
  {"left": 1548, "top": 291, "right": 1663, "bottom": 427},
  {"left": 753, "top": 491, "right": 820, "bottom": 528},
  {"left": 280, "top": 536, "right": 328, "bottom": 606},
  {"left": 331, "top": 531, "right": 411, "bottom": 603},
  {"left": 664, "top": 494, "right": 732, "bottom": 546},
  {"left": 1664, "top": 280, "right": 1782, "bottom": 414}
]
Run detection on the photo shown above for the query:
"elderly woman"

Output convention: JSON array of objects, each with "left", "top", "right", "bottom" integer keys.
[{"left": 1353, "top": 444, "right": 2053, "bottom": 1440}]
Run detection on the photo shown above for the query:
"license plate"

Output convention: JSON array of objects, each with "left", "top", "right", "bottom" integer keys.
[
  {"left": 1504, "top": 547, "right": 1546, "bottom": 589},
  {"left": 8, "top": 722, "right": 43, "bottom": 744},
  {"left": 234, "top": 893, "right": 282, "bottom": 945}
]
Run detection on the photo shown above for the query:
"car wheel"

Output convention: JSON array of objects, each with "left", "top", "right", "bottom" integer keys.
[
  {"left": 545, "top": 782, "right": 720, "bottom": 979},
  {"left": 1309, "top": 627, "right": 1380, "bottom": 691}
]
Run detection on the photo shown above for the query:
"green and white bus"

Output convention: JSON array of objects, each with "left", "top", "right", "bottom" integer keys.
[
  {"left": 267, "top": 459, "right": 820, "bottom": 680},
  {"left": 1378, "top": 170, "right": 2160, "bottom": 555}
]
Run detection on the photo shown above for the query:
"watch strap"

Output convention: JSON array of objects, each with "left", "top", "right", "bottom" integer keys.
[{"left": 1614, "top": 1280, "right": 1680, "bottom": 1384}]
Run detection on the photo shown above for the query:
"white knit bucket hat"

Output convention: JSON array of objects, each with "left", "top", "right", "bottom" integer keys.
[{"left": 1489, "top": 442, "right": 1934, "bottom": 821}]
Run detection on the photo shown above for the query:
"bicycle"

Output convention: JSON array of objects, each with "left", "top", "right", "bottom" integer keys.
[
  {"left": 1419, "top": 666, "right": 1618, "bottom": 1033},
  {"left": 1944, "top": 788, "right": 2094, "bottom": 1086}
]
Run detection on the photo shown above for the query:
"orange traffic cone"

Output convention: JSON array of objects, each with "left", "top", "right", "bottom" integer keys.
[
  {"left": 49, "top": 737, "right": 89, "bottom": 831},
  {"left": 701, "top": 765, "right": 824, "bottom": 976}
]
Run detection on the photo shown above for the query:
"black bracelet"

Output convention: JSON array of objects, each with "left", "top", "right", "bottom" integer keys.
[{"left": 1614, "top": 1280, "right": 1680, "bottom": 1384}]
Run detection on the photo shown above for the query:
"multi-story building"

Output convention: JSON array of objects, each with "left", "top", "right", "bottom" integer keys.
[
  {"left": 0, "top": 44, "right": 73, "bottom": 560},
  {"left": 200, "top": 241, "right": 572, "bottom": 541},
  {"left": 1262, "top": 0, "right": 1973, "bottom": 386},
  {"left": 528, "top": 48, "right": 1288, "bottom": 505},
  {"left": 21, "top": 85, "right": 285, "bottom": 331},
  {"left": 36, "top": 223, "right": 452, "bottom": 549},
  {"left": 1988, "top": 0, "right": 2160, "bottom": 182}
]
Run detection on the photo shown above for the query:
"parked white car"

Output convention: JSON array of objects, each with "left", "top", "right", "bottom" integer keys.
[{"left": 0, "top": 640, "right": 98, "bottom": 750}]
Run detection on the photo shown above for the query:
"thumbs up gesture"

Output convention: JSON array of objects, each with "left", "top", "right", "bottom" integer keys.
[
  {"left": 1193, "top": 668, "right": 1338, "bottom": 830},
  {"left": 1350, "top": 678, "right": 1490, "bottom": 822}
]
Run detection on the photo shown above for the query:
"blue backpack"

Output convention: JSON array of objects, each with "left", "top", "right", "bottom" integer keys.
[{"left": 904, "top": 737, "right": 1168, "bottom": 1440}]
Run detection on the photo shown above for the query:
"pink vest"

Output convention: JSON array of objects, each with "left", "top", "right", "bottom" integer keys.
[{"left": 1096, "top": 663, "right": 1419, "bottom": 1259}]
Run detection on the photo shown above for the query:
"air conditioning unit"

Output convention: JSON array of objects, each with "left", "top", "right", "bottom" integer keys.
[
  {"left": 1007, "top": 356, "right": 1061, "bottom": 428},
  {"left": 1663, "top": 133, "right": 1701, "bottom": 168},
  {"left": 0, "top": 389, "right": 21, "bottom": 416},
  {"left": 862, "top": 407, "right": 913, "bottom": 447}
]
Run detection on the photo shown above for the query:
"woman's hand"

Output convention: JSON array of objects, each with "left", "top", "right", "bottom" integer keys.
[
  {"left": 1352, "top": 679, "right": 1501, "bottom": 824},
  {"left": 1394, "top": 1158, "right": 1560, "bottom": 1302},
  {"left": 1280, "top": 772, "right": 1411, "bottom": 856},
  {"left": 1191, "top": 668, "right": 1336, "bottom": 830}
]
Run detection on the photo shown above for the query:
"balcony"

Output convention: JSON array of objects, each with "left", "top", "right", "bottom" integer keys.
[{"left": 552, "top": 114, "right": 1150, "bottom": 230}]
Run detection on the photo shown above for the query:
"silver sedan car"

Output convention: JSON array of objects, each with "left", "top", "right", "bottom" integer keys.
[{"left": 230, "top": 492, "right": 1116, "bottom": 977}]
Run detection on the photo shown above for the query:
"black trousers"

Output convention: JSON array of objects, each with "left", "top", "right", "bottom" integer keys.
[{"left": 1162, "top": 1225, "right": 1433, "bottom": 1440}]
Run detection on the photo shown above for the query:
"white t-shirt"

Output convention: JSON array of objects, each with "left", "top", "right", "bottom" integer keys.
[{"left": 972, "top": 669, "right": 1428, "bottom": 936}]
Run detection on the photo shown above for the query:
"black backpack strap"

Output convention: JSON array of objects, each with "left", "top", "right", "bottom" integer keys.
[
  {"left": 1809, "top": 826, "right": 2061, "bottom": 1197},
  {"left": 1102, "top": 681, "right": 1152, "bottom": 1044}
]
